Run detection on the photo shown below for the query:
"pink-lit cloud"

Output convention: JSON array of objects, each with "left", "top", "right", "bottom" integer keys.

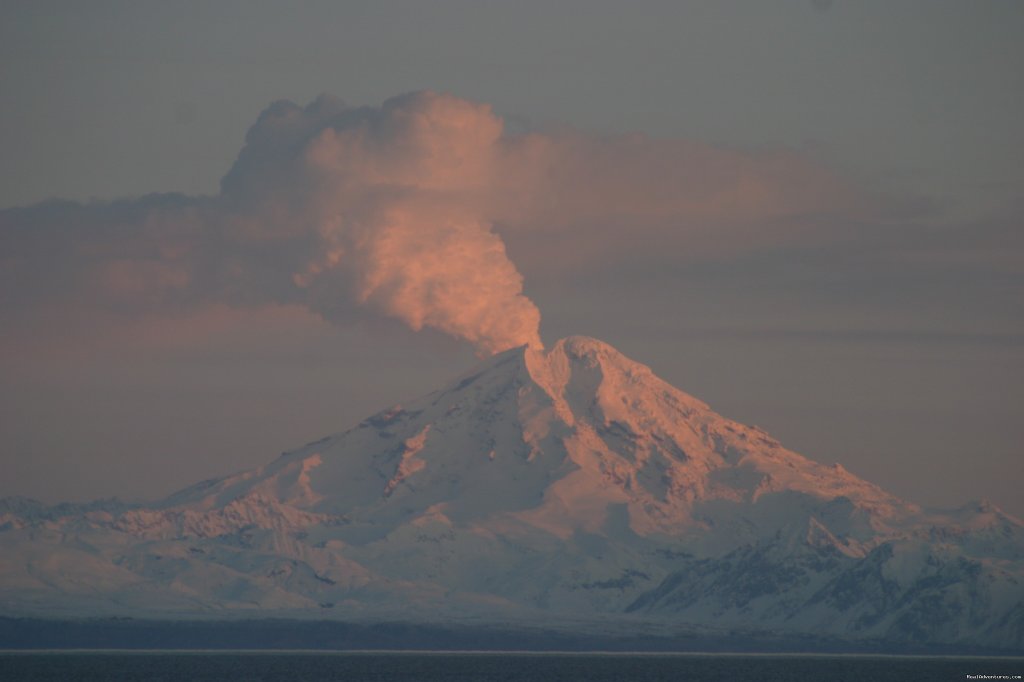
[{"left": 0, "top": 91, "right": 865, "bottom": 355}]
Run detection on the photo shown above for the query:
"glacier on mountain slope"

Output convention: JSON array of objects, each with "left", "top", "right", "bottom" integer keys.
[{"left": 1, "top": 336, "right": 1021, "bottom": 648}]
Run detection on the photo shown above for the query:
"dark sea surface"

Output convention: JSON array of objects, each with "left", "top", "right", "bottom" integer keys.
[{"left": 0, "top": 651, "right": 1020, "bottom": 682}]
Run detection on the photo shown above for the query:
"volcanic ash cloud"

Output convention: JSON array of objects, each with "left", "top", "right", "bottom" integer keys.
[
  {"left": 222, "top": 92, "right": 544, "bottom": 355},
  {"left": 2, "top": 90, "right": 854, "bottom": 356}
]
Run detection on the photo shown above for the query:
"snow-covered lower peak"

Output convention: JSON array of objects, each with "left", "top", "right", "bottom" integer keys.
[{"left": 1, "top": 336, "right": 1021, "bottom": 649}]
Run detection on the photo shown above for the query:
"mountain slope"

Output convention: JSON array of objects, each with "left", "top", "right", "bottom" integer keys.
[{"left": 1, "top": 337, "right": 1021, "bottom": 649}]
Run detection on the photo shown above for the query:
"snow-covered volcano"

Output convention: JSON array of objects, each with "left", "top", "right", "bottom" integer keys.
[{"left": 2, "top": 337, "right": 1022, "bottom": 649}]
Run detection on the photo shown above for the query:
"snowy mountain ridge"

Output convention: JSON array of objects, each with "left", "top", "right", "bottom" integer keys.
[{"left": 1, "top": 337, "right": 1021, "bottom": 649}]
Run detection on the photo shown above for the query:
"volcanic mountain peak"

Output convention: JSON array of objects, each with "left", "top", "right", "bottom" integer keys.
[
  {"left": 2, "top": 335, "right": 1021, "bottom": 649},
  {"left": 151, "top": 336, "right": 910, "bottom": 545}
]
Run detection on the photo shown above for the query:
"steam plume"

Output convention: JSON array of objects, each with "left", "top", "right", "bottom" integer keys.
[
  {"left": 1, "top": 92, "right": 543, "bottom": 356},
  {"left": 0, "top": 90, "right": 855, "bottom": 355},
  {"left": 228, "top": 92, "right": 543, "bottom": 354}
]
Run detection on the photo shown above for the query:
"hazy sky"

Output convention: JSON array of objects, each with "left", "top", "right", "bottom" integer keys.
[{"left": 1, "top": 1, "right": 1022, "bottom": 516}]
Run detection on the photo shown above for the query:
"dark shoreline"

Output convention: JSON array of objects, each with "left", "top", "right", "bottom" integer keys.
[{"left": 1, "top": 618, "right": 1019, "bottom": 657}]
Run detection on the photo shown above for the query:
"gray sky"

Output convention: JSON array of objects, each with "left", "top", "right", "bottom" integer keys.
[{"left": 1, "top": 1, "right": 1022, "bottom": 516}]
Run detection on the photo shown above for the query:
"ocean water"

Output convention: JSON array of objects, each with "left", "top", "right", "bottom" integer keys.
[{"left": 0, "top": 651, "right": 1020, "bottom": 682}]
